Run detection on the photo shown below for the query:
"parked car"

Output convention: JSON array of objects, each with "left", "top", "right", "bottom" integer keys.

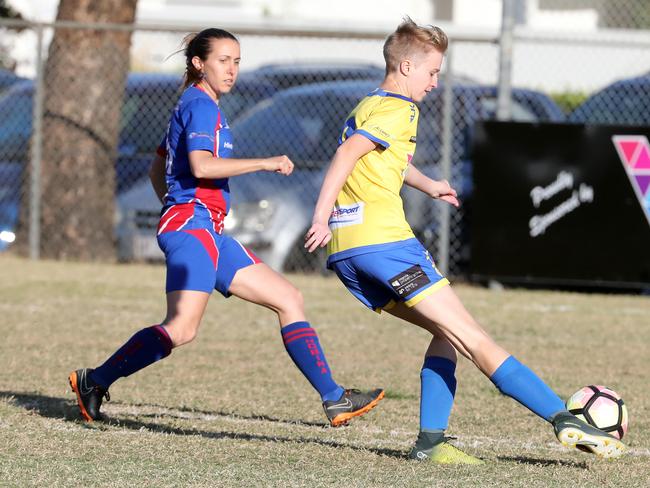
[
  {"left": 0, "top": 68, "right": 26, "bottom": 94},
  {"left": 0, "top": 73, "right": 277, "bottom": 252},
  {"left": 237, "top": 62, "right": 385, "bottom": 91},
  {"left": 118, "top": 79, "right": 565, "bottom": 270},
  {"left": 567, "top": 73, "right": 650, "bottom": 125}
]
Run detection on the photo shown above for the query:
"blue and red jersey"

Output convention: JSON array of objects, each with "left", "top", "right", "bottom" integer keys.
[{"left": 157, "top": 84, "right": 233, "bottom": 235}]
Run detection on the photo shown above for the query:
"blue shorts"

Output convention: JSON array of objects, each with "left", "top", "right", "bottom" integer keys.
[
  {"left": 157, "top": 228, "right": 260, "bottom": 295},
  {"left": 329, "top": 239, "right": 449, "bottom": 313}
]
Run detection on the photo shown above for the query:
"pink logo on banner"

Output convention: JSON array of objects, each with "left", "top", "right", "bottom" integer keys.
[{"left": 612, "top": 135, "right": 650, "bottom": 225}]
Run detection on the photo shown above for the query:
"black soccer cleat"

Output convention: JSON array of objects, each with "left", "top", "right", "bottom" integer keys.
[
  {"left": 68, "top": 368, "right": 110, "bottom": 422},
  {"left": 552, "top": 411, "right": 625, "bottom": 459},
  {"left": 322, "top": 388, "right": 384, "bottom": 427}
]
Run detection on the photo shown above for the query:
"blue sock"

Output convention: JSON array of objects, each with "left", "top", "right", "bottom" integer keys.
[
  {"left": 90, "top": 325, "right": 173, "bottom": 389},
  {"left": 490, "top": 355, "right": 565, "bottom": 421},
  {"left": 420, "top": 356, "right": 457, "bottom": 431},
  {"left": 281, "top": 322, "right": 344, "bottom": 402}
]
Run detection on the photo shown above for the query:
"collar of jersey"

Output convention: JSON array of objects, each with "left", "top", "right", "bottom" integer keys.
[
  {"left": 191, "top": 83, "right": 220, "bottom": 106},
  {"left": 370, "top": 88, "right": 414, "bottom": 103}
]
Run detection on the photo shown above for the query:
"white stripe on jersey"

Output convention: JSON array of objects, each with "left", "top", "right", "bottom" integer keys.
[{"left": 157, "top": 211, "right": 180, "bottom": 235}]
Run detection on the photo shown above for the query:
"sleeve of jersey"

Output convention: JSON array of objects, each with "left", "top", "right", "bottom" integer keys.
[
  {"left": 355, "top": 101, "right": 412, "bottom": 149},
  {"left": 184, "top": 98, "right": 221, "bottom": 155}
]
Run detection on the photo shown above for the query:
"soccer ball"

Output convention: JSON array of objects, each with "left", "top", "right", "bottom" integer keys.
[{"left": 566, "top": 385, "right": 628, "bottom": 439}]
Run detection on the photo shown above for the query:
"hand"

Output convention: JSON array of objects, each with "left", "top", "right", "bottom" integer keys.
[
  {"left": 263, "top": 155, "right": 294, "bottom": 176},
  {"left": 304, "top": 221, "right": 332, "bottom": 253},
  {"left": 431, "top": 179, "right": 460, "bottom": 207}
]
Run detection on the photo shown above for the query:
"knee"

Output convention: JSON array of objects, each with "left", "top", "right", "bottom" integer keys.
[
  {"left": 280, "top": 285, "right": 304, "bottom": 313},
  {"left": 163, "top": 317, "right": 201, "bottom": 347},
  {"left": 462, "top": 328, "right": 494, "bottom": 356}
]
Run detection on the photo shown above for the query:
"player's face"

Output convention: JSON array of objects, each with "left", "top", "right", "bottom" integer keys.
[
  {"left": 408, "top": 49, "right": 443, "bottom": 102},
  {"left": 200, "top": 38, "right": 241, "bottom": 97}
]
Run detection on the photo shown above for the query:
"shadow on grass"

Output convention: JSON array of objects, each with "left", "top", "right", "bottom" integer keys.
[
  {"left": 0, "top": 390, "right": 406, "bottom": 460},
  {"left": 497, "top": 456, "right": 588, "bottom": 469}
]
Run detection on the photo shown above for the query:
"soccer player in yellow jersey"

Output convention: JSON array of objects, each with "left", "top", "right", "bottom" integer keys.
[{"left": 305, "top": 17, "right": 625, "bottom": 463}]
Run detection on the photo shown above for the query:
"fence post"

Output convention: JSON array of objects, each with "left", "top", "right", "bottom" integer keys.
[
  {"left": 29, "top": 23, "right": 45, "bottom": 259},
  {"left": 438, "top": 44, "right": 454, "bottom": 275},
  {"left": 497, "top": 0, "right": 515, "bottom": 120}
]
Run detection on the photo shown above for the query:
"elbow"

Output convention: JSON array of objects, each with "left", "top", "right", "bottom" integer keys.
[{"left": 190, "top": 165, "right": 206, "bottom": 179}]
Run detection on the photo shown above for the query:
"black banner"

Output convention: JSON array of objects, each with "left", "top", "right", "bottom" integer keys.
[{"left": 470, "top": 121, "right": 650, "bottom": 288}]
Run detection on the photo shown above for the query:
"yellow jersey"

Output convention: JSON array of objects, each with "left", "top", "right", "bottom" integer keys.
[{"left": 327, "top": 88, "right": 419, "bottom": 263}]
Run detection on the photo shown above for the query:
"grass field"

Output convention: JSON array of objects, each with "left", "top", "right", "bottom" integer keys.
[{"left": 0, "top": 256, "right": 648, "bottom": 487}]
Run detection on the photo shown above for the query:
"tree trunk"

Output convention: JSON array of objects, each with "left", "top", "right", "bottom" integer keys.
[{"left": 37, "top": 0, "right": 137, "bottom": 260}]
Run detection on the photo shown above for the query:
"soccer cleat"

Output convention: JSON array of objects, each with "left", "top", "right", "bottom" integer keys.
[
  {"left": 552, "top": 411, "right": 626, "bottom": 459},
  {"left": 68, "top": 368, "right": 110, "bottom": 422},
  {"left": 408, "top": 432, "right": 484, "bottom": 465},
  {"left": 323, "top": 388, "right": 384, "bottom": 427}
]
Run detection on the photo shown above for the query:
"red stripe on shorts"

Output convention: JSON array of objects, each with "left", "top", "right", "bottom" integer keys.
[{"left": 183, "top": 228, "right": 219, "bottom": 270}]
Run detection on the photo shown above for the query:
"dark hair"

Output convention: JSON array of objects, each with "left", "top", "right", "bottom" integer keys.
[{"left": 182, "top": 28, "right": 239, "bottom": 88}]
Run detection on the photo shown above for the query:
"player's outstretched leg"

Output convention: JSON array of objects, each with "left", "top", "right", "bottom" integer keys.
[
  {"left": 552, "top": 411, "right": 626, "bottom": 459},
  {"left": 69, "top": 368, "right": 110, "bottom": 421},
  {"left": 322, "top": 388, "right": 385, "bottom": 427},
  {"left": 228, "top": 263, "right": 384, "bottom": 427}
]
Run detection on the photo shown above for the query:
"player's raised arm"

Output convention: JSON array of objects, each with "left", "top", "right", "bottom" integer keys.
[
  {"left": 404, "top": 164, "right": 460, "bottom": 207},
  {"left": 305, "top": 133, "right": 377, "bottom": 252}
]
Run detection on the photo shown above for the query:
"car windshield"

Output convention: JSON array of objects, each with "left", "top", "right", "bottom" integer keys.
[
  {"left": 232, "top": 84, "right": 559, "bottom": 171},
  {"left": 119, "top": 83, "right": 180, "bottom": 155},
  {"left": 219, "top": 92, "right": 251, "bottom": 122},
  {"left": 569, "top": 82, "right": 650, "bottom": 125},
  {"left": 414, "top": 88, "right": 548, "bottom": 165},
  {"left": 478, "top": 97, "right": 539, "bottom": 121},
  {"left": 253, "top": 65, "right": 383, "bottom": 90},
  {"left": 219, "top": 84, "right": 276, "bottom": 123},
  {"left": 232, "top": 93, "right": 360, "bottom": 168}
]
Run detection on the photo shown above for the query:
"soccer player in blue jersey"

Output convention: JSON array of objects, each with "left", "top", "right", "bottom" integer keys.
[
  {"left": 69, "top": 28, "right": 383, "bottom": 427},
  {"left": 305, "top": 17, "right": 625, "bottom": 462}
]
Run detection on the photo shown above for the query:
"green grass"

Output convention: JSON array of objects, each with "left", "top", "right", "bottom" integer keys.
[{"left": 0, "top": 256, "right": 648, "bottom": 487}]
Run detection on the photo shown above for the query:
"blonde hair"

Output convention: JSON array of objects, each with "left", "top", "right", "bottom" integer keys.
[{"left": 383, "top": 17, "right": 448, "bottom": 73}]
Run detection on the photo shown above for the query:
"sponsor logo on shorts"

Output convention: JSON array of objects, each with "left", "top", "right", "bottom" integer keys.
[
  {"left": 388, "top": 265, "right": 431, "bottom": 297},
  {"left": 329, "top": 202, "right": 365, "bottom": 229}
]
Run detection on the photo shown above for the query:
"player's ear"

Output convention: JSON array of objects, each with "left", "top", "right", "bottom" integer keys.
[
  {"left": 399, "top": 59, "right": 412, "bottom": 76},
  {"left": 191, "top": 56, "right": 203, "bottom": 72}
]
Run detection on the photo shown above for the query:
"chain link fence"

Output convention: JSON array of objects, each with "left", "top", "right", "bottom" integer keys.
[{"left": 1, "top": 0, "right": 649, "bottom": 276}]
